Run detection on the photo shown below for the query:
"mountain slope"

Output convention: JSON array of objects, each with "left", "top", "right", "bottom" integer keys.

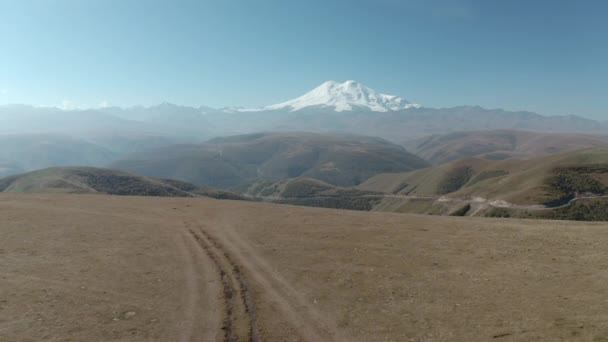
[
  {"left": 111, "top": 132, "right": 430, "bottom": 189},
  {"left": 360, "top": 148, "right": 608, "bottom": 205},
  {"left": 246, "top": 80, "right": 420, "bottom": 112},
  {"left": 207, "top": 105, "right": 607, "bottom": 142},
  {"left": 2, "top": 94, "right": 607, "bottom": 145},
  {"left": 98, "top": 103, "right": 215, "bottom": 136},
  {"left": 404, "top": 130, "right": 608, "bottom": 164},
  {"left": 0, "top": 167, "right": 244, "bottom": 199},
  {"left": 0, "top": 105, "right": 213, "bottom": 150},
  {"left": 237, "top": 177, "right": 383, "bottom": 210},
  {"left": 0, "top": 105, "right": 145, "bottom": 136}
]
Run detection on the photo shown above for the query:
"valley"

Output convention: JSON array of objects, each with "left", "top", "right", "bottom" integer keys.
[
  {"left": 110, "top": 132, "right": 429, "bottom": 188},
  {"left": 4, "top": 3, "right": 607, "bottom": 341},
  {"left": 2, "top": 142, "right": 608, "bottom": 221},
  {"left": 1, "top": 78, "right": 607, "bottom": 342},
  {"left": 1, "top": 82, "right": 607, "bottom": 180}
]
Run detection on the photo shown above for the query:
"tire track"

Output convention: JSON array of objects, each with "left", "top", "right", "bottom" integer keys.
[
  {"left": 174, "top": 228, "right": 221, "bottom": 342},
  {"left": 215, "top": 224, "right": 349, "bottom": 342},
  {"left": 185, "top": 216, "right": 347, "bottom": 341},
  {"left": 186, "top": 225, "right": 261, "bottom": 342}
]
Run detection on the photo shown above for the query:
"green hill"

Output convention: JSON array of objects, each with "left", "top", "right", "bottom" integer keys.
[
  {"left": 231, "top": 148, "right": 608, "bottom": 220},
  {"left": 238, "top": 177, "right": 383, "bottom": 211},
  {"left": 360, "top": 148, "right": 608, "bottom": 206},
  {"left": 0, "top": 167, "right": 245, "bottom": 200}
]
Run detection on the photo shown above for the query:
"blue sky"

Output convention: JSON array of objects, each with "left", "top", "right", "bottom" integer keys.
[{"left": 0, "top": 0, "right": 606, "bottom": 119}]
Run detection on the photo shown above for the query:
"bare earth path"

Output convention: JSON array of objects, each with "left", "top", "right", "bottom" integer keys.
[{"left": 2, "top": 193, "right": 608, "bottom": 341}]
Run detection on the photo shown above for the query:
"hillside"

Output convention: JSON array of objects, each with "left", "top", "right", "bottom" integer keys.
[
  {"left": 360, "top": 157, "right": 497, "bottom": 196},
  {"left": 230, "top": 148, "right": 608, "bottom": 221},
  {"left": 403, "top": 130, "right": 608, "bottom": 164},
  {"left": 111, "top": 132, "right": 430, "bottom": 189},
  {"left": 359, "top": 148, "right": 608, "bottom": 216},
  {"left": 0, "top": 167, "right": 244, "bottom": 200},
  {"left": 238, "top": 177, "right": 383, "bottom": 211}
]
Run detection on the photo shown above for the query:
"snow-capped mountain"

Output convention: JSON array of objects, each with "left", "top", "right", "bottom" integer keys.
[{"left": 244, "top": 80, "right": 421, "bottom": 112}]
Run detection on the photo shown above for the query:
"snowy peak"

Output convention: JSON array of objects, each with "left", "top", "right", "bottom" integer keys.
[{"left": 255, "top": 80, "right": 421, "bottom": 112}]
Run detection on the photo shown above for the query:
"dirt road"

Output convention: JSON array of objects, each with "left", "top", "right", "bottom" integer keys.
[{"left": 2, "top": 194, "right": 608, "bottom": 341}]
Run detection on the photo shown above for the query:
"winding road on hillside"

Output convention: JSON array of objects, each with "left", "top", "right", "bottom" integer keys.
[
  {"left": 257, "top": 193, "right": 608, "bottom": 215},
  {"left": 486, "top": 195, "right": 608, "bottom": 211},
  {"left": 373, "top": 194, "right": 608, "bottom": 211}
]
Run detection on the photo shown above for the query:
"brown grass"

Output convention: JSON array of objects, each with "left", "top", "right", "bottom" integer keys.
[{"left": 2, "top": 193, "right": 608, "bottom": 341}]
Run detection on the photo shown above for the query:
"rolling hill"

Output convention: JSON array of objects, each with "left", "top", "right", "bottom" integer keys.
[
  {"left": 238, "top": 177, "right": 383, "bottom": 211},
  {"left": 110, "top": 132, "right": 430, "bottom": 189},
  {"left": 233, "top": 149, "right": 608, "bottom": 221},
  {"left": 360, "top": 148, "right": 608, "bottom": 205},
  {"left": 403, "top": 130, "right": 608, "bottom": 164},
  {"left": 0, "top": 167, "right": 244, "bottom": 200}
]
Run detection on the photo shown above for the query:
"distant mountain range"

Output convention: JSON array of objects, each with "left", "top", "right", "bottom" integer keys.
[
  {"left": 208, "top": 81, "right": 608, "bottom": 141},
  {"left": 0, "top": 80, "right": 606, "bottom": 185},
  {"left": 1, "top": 81, "right": 606, "bottom": 145}
]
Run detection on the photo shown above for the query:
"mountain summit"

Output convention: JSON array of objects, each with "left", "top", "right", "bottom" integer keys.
[{"left": 250, "top": 80, "right": 421, "bottom": 112}]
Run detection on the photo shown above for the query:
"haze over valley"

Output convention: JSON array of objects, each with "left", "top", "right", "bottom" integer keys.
[
  {"left": 2, "top": 1, "right": 608, "bottom": 341},
  {"left": 2, "top": 80, "right": 607, "bottom": 178},
  {"left": 2, "top": 80, "right": 608, "bottom": 222}
]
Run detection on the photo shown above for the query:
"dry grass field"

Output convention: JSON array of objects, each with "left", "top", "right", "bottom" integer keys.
[{"left": 2, "top": 194, "right": 608, "bottom": 341}]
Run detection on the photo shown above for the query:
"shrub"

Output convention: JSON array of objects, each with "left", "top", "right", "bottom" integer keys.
[
  {"left": 279, "top": 197, "right": 381, "bottom": 211},
  {"left": 450, "top": 204, "right": 471, "bottom": 216},
  {"left": 543, "top": 165, "right": 608, "bottom": 206},
  {"left": 538, "top": 199, "right": 608, "bottom": 221},
  {"left": 437, "top": 166, "right": 473, "bottom": 194},
  {"left": 485, "top": 207, "right": 512, "bottom": 218}
]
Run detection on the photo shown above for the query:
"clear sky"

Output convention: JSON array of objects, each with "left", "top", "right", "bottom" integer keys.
[{"left": 0, "top": 0, "right": 606, "bottom": 120}]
